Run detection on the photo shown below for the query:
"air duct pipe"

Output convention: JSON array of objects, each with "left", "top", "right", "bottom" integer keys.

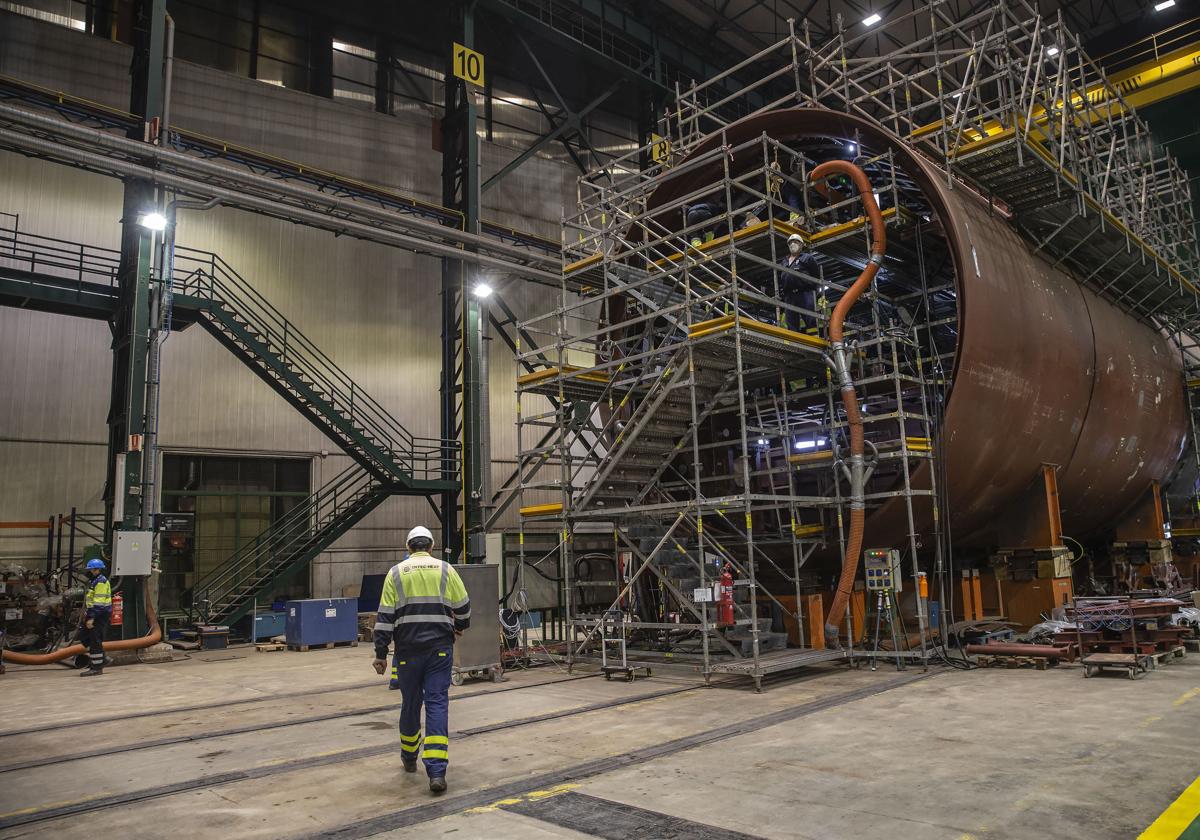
[{"left": 808, "top": 159, "right": 886, "bottom": 647}]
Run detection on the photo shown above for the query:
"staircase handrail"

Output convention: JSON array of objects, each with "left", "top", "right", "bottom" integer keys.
[
  {"left": 189, "top": 463, "right": 375, "bottom": 612},
  {"left": 172, "top": 247, "right": 455, "bottom": 482}
]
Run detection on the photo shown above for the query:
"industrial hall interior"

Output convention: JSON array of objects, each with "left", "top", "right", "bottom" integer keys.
[{"left": 4, "top": 0, "right": 1200, "bottom": 837}]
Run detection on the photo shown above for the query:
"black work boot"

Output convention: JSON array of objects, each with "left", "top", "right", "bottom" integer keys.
[
  {"left": 429, "top": 776, "right": 447, "bottom": 795},
  {"left": 80, "top": 668, "right": 103, "bottom": 677},
  {"left": 402, "top": 756, "right": 417, "bottom": 773}
]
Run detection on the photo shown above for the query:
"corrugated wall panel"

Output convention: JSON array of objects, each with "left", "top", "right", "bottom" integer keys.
[{"left": 0, "top": 13, "right": 581, "bottom": 585}]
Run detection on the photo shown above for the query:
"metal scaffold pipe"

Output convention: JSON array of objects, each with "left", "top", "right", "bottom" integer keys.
[
  {"left": 642, "top": 107, "right": 1186, "bottom": 550},
  {"left": 808, "top": 159, "right": 886, "bottom": 647}
]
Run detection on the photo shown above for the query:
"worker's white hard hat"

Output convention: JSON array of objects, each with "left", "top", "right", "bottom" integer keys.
[
  {"left": 787, "top": 233, "right": 805, "bottom": 245},
  {"left": 406, "top": 525, "right": 435, "bottom": 549}
]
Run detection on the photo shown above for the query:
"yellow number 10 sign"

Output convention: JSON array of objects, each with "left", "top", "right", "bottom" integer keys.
[{"left": 453, "top": 43, "right": 485, "bottom": 88}]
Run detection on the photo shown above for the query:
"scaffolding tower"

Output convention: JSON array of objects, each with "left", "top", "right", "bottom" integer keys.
[
  {"left": 512, "top": 0, "right": 1200, "bottom": 688},
  {"left": 513, "top": 126, "right": 953, "bottom": 686}
]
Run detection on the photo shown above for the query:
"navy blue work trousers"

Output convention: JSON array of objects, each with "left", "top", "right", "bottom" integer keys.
[{"left": 392, "top": 646, "right": 453, "bottom": 777}]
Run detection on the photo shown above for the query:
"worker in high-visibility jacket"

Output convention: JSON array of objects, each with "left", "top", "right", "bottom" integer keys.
[
  {"left": 80, "top": 557, "right": 113, "bottom": 677},
  {"left": 373, "top": 525, "right": 470, "bottom": 795}
]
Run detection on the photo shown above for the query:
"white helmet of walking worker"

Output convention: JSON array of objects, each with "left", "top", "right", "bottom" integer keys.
[
  {"left": 406, "top": 525, "right": 435, "bottom": 550},
  {"left": 787, "top": 233, "right": 805, "bottom": 254}
]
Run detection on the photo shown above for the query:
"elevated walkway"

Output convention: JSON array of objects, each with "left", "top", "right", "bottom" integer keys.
[{"left": 0, "top": 224, "right": 458, "bottom": 625}]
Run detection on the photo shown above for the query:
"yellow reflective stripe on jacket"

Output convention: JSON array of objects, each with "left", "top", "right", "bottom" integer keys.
[
  {"left": 86, "top": 578, "right": 113, "bottom": 608},
  {"left": 375, "top": 553, "right": 472, "bottom": 654}
]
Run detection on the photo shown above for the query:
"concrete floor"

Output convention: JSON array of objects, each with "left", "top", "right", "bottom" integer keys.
[{"left": 0, "top": 646, "right": 1197, "bottom": 839}]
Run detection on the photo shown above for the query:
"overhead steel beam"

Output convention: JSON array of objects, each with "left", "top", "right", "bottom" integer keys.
[
  {"left": 478, "top": 0, "right": 675, "bottom": 90},
  {"left": 0, "top": 110, "right": 562, "bottom": 284},
  {"left": 0, "top": 123, "right": 556, "bottom": 285},
  {"left": 482, "top": 69, "right": 631, "bottom": 192}
]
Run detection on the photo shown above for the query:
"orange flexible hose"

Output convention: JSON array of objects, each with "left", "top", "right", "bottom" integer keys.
[
  {"left": 2, "top": 578, "right": 162, "bottom": 666},
  {"left": 808, "top": 160, "right": 886, "bottom": 645}
]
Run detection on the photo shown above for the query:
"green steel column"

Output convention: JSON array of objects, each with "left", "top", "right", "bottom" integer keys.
[
  {"left": 106, "top": 0, "right": 166, "bottom": 637},
  {"left": 441, "top": 0, "right": 483, "bottom": 563},
  {"left": 461, "top": 4, "right": 487, "bottom": 565}
]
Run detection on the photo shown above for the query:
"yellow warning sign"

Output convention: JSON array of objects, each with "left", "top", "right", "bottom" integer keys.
[{"left": 452, "top": 42, "right": 485, "bottom": 88}]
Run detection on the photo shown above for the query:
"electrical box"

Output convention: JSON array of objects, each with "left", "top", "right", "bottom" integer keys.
[
  {"left": 112, "top": 530, "right": 154, "bottom": 576},
  {"left": 485, "top": 532, "right": 504, "bottom": 566},
  {"left": 863, "top": 548, "right": 902, "bottom": 591}
]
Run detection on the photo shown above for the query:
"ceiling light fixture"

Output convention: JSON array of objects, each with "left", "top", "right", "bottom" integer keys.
[
  {"left": 1154, "top": 0, "right": 1176, "bottom": 11},
  {"left": 138, "top": 211, "right": 167, "bottom": 231},
  {"left": 862, "top": 13, "right": 882, "bottom": 26}
]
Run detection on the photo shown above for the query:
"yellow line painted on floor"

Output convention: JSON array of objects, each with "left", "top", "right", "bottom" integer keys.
[
  {"left": 1172, "top": 687, "right": 1200, "bottom": 707},
  {"left": 1139, "top": 775, "right": 1200, "bottom": 840},
  {"left": 466, "top": 783, "right": 578, "bottom": 814},
  {"left": 0, "top": 793, "right": 107, "bottom": 820}
]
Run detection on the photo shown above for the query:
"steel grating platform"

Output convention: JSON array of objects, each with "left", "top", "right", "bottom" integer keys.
[
  {"left": 951, "top": 133, "right": 1199, "bottom": 330},
  {"left": 708, "top": 646, "right": 850, "bottom": 676}
]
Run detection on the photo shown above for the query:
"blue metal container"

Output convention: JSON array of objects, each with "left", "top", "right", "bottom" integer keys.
[
  {"left": 285, "top": 598, "right": 358, "bottom": 647},
  {"left": 252, "top": 611, "right": 287, "bottom": 641}
]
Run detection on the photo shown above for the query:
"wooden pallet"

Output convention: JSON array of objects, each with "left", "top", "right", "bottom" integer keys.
[
  {"left": 1147, "top": 646, "right": 1186, "bottom": 668},
  {"left": 255, "top": 643, "right": 287, "bottom": 652},
  {"left": 286, "top": 640, "right": 359, "bottom": 652},
  {"left": 975, "top": 654, "right": 1050, "bottom": 670}
]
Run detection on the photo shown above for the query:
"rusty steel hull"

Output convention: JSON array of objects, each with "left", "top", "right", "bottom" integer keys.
[{"left": 646, "top": 108, "right": 1186, "bottom": 544}]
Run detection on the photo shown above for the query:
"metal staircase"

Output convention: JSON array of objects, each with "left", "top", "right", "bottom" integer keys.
[
  {"left": 0, "top": 224, "right": 459, "bottom": 627},
  {"left": 170, "top": 247, "right": 456, "bottom": 493},
  {"left": 165, "top": 250, "right": 457, "bottom": 623},
  {"left": 189, "top": 464, "right": 388, "bottom": 627}
]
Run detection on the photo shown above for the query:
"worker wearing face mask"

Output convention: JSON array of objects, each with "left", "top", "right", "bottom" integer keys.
[{"left": 778, "top": 234, "right": 822, "bottom": 333}]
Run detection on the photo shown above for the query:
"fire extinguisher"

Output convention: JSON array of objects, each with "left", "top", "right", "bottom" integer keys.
[
  {"left": 111, "top": 593, "right": 124, "bottom": 627},
  {"left": 718, "top": 564, "right": 735, "bottom": 628}
]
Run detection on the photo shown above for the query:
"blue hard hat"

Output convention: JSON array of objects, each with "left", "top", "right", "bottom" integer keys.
[{"left": 86, "top": 558, "right": 105, "bottom": 571}]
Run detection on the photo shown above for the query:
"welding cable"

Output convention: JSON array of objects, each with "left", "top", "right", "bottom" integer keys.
[
  {"left": 809, "top": 158, "right": 886, "bottom": 648},
  {"left": 1063, "top": 535, "right": 1086, "bottom": 565},
  {"left": 500, "top": 543, "right": 565, "bottom": 604},
  {"left": 1, "top": 577, "right": 162, "bottom": 666}
]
